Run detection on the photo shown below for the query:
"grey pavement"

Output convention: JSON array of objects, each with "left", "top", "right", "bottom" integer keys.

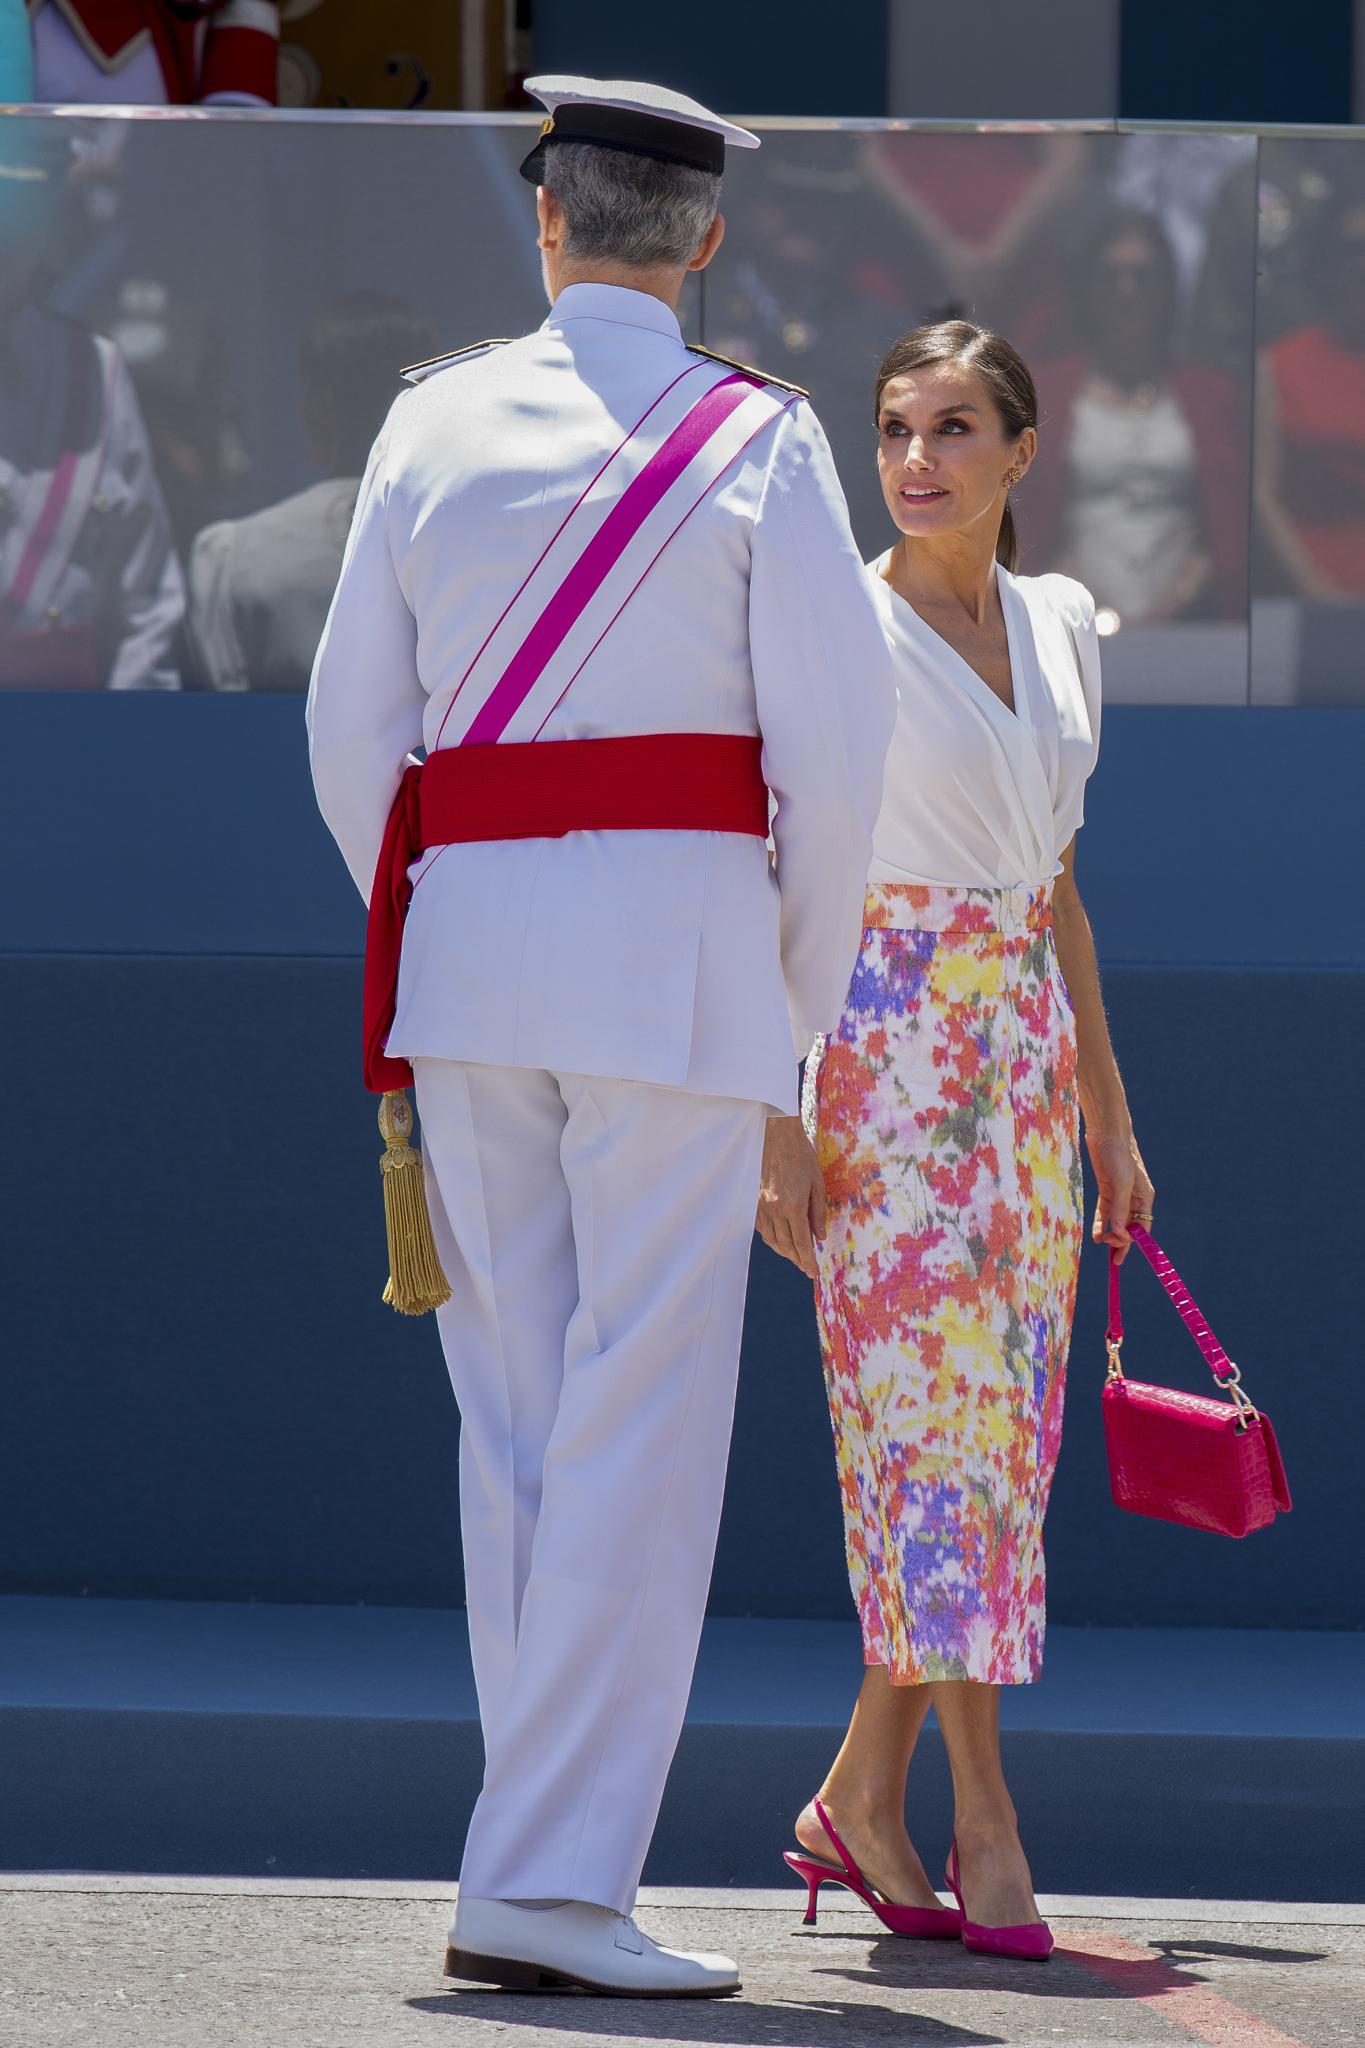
[{"left": 1, "top": 1877, "right": 1359, "bottom": 2048}]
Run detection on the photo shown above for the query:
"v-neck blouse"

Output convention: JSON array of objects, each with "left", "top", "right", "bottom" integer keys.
[{"left": 866, "top": 554, "right": 1102, "bottom": 890}]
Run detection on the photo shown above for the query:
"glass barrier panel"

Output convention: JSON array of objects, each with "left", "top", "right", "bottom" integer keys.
[
  {"left": 1252, "top": 134, "right": 1365, "bottom": 706},
  {"left": 711, "top": 127, "right": 1257, "bottom": 704},
  {"left": 0, "top": 113, "right": 567, "bottom": 692},
  {"left": 0, "top": 112, "right": 1263, "bottom": 702}
]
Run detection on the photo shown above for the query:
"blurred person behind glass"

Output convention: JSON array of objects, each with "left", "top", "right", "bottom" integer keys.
[
  {"left": 1256, "top": 176, "right": 1365, "bottom": 602},
  {"left": 704, "top": 142, "right": 909, "bottom": 545},
  {"left": 188, "top": 290, "right": 436, "bottom": 692},
  {"left": 1027, "top": 207, "right": 1245, "bottom": 623},
  {"left": 860, "top": 132, "right": 1089, "bottom": 361},
  {"left": 29, "top": 1, "right": 279, "bottom": 106},
  {"left": 707, "top": 134, "right": 1093, "bottom": 555},
  {"left": 1109, "top": 132, "right": 1253, "bottom": 333},
  {"left": 0, "top": 123, "right": 184, "bottom": 690}
]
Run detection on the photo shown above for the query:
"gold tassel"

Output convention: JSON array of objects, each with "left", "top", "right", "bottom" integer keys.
[{"left": 377, "top": 1090, "right": 451, "bottom": 1316}]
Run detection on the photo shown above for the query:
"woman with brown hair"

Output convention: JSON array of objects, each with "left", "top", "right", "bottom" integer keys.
[
  {"left": 757, "top": 321, "right": 1154, "bottom": 1959},
  {"left": 1028, "top": 206, "right": 1246, "bottom": 624}
]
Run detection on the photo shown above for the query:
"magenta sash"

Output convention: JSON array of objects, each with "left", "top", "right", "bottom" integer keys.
[{"left": 434, "top": 360, "right": 798, "bottom": 750}]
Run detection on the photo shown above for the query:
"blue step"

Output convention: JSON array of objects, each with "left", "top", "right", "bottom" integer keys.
[{"left": 3, "top": 1596, "right": 1359, "bottom": 1900}]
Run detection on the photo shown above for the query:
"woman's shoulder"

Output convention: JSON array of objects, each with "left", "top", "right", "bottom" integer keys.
[
  {"left": 1006, "top": 568, "right": 1102, "bottom": 734},
  {"left": 1006, "top": 567, "right": 1096, "bottom": 636}
]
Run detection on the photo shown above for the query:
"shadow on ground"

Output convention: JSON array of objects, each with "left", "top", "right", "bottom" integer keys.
[
  {"left": 405, "top": 1926, "right": 1322, "bottom": 2045},
  {"left": 1153, "top": 1935, "right": 1329, "bottom": 1966},
  {"left": 409, "top": 1989, "right": 1003, "bottom": 2046}
]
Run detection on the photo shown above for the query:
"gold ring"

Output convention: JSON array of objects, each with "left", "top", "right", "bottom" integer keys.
[{"left": 1131, "top": 1210, "right": 1153, "bottom": 1222}]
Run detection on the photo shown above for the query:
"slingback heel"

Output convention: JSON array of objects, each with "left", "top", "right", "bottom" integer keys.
[
  {"left": 782, "top": 1799, "right": 962, "bottom": 1938},
  {"left": 782, "top": 1856, "right": 832, "bottom": 1927},
  {"left": 945, "top": 1838, "right": 1054, "bottom": 1960}
]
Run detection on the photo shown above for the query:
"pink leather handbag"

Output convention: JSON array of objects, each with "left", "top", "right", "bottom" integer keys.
[{"left": 1102, "top": 1224, "right": 1292, "bottom": 1538}]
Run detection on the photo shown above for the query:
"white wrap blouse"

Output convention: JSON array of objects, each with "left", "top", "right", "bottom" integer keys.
[{"left": 867, "top": 554, "right": 1102, "bottom": 890}]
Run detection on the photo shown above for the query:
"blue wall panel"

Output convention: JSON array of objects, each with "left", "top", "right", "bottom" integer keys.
[
  {"left": 530, "top": 2, "right": 890, "bottom": 118},
  {"left": 1120, "top": 0, "right": 1353, "bottom": 122},
  {"left": 0, "top": 953, "right": 1350, "bottom": 1628},
  {"left": 3, "top": 695, "right": 1364, "bottom": 966},
  {"left": 2, "top": 682, "right": 1355, "bottom": 1627}
]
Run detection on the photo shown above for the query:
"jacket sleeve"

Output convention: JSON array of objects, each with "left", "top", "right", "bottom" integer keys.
[
  {"left": 199, "top": 0, "right": 280, "bottom": 105},
  {"left": 186, "top": 520, "right": 248, "bottom": 692},
  {"left": 306, "top": 406, "right": 425, "bottom": 901},
  {"left": 100, "top": 344, "right": 185, "bottom": 693},
  {"left": 749, "top": 401, "right": 897, "bottom": 1057}
]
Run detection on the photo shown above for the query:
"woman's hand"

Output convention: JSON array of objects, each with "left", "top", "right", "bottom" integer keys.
[
  {"left": 756, "top": 1115, "right": 828, "bottom": 1280},
  {"left": 1087, "top": 1124, "right": 1156, "bottom": 1263}
]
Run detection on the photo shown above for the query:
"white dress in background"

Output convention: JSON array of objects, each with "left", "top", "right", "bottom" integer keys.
[{"left": 1056, "top": 387, "right": 1203, "bottom": 623}]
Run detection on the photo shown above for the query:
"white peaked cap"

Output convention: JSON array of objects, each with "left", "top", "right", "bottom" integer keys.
[{"left": 520, "top": 74, "right": 760, "bottom": 183}]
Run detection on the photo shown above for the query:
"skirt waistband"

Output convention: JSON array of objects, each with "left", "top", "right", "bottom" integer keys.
[{"left": 864, "top": 881, "right": 1054, "bottom": 935}]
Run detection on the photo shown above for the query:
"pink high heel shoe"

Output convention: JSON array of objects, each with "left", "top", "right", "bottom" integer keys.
[
  {"left": 945, "top": 1838, "right": 1054, "bottom": 1960},
  {"left": 782, "top": 1799, "right": 962, "bottom": 1938}
]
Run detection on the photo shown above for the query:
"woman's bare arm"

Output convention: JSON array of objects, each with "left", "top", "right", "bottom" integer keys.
[{"left": 1051, "top": 837, "right": 1156, "bottom": 1259}]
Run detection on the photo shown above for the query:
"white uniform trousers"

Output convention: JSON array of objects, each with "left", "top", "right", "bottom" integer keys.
[{"left": 412, "top": 1058, "right": 766, "bottom": 1915}]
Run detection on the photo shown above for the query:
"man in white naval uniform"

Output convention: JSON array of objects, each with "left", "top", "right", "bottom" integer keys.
[{"left": 308, "top": 77, "right": 896, "bottom": 1998}]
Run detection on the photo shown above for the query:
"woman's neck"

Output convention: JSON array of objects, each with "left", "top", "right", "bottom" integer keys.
[{"left": 884, "top": 530, "right": 1002, "bottom": 628}]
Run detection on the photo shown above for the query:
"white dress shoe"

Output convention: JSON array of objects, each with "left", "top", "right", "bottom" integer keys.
[{"left": 445, "top": 1894, "right": 741, "bottom": 1998}]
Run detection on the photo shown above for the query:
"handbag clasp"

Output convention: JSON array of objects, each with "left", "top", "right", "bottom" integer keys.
[{"left": 1222, "top": 1364, "right": 1260, "bottom": 1429}]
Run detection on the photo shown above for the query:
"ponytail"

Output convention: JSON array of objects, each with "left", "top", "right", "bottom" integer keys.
[{"left": 997, "top": 497, "right": 1020, "bottom": 573}]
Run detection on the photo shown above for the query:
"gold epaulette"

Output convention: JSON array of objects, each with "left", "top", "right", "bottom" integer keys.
[
  {"left": 400, "top": 339, "right": 511, "bottom": 386},
  {"left": 685, "top": 342, "right": 808, "bottom": 398}
]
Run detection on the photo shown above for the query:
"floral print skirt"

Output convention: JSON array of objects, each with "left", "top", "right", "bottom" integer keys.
[{"left": 803, "top": 882, "right": 1083, "bottom": 1685}]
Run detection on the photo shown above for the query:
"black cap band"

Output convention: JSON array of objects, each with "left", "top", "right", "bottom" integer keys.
[{"left": 519, "top": 103, "right": 726, "bottom": 186}]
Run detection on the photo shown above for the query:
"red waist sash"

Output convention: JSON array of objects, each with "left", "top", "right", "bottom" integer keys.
[{"left": 363, "top": 733, "right": 769, "bottom": 1092}]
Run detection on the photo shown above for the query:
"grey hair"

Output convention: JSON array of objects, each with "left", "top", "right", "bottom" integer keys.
[{"left": 542, "top": 140, "right": 721, "bottom": 270}]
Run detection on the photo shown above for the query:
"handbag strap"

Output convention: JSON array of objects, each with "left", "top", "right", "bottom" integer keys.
[{"left": 1106, "top": 1223, "right": 1237, "bottom": 1385}]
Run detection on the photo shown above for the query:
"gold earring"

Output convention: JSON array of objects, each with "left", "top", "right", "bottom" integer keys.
[{"left": 1003, "top": 467, "right": 1022, "bottom": 490}]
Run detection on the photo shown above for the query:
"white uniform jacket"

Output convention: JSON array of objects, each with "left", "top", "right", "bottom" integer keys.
[{"left": 307, "top": 283, "right": 896, "bottom": 1114}]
